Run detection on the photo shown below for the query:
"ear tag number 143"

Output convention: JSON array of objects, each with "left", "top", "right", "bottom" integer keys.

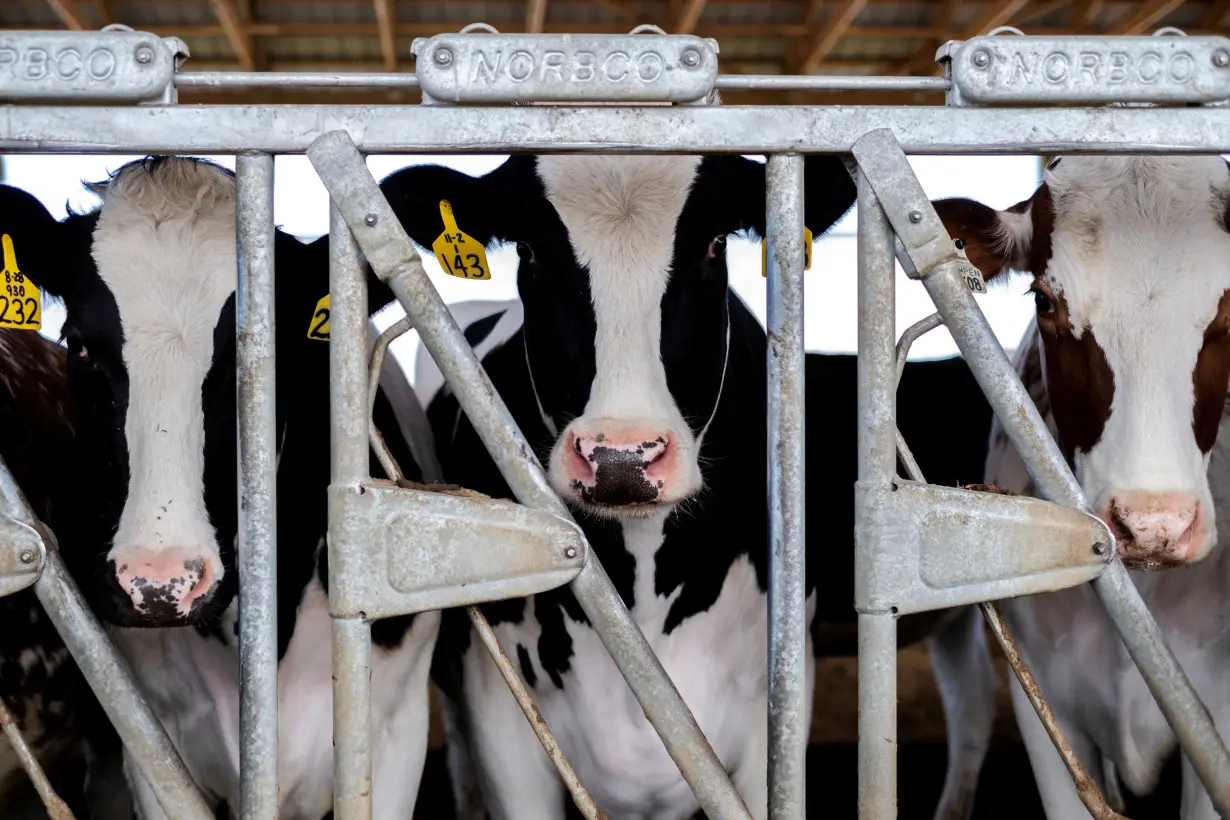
[
  {"left": 433, "top": 200, "right": 491, "bottom": 281},
  {"left": 0, "top": 233, "right": 41, "bottom": 331},
  {"left": 760, "top": 228, "right": 813, "bottom": 278}
]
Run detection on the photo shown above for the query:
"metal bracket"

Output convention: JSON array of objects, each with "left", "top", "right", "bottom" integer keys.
[
  {"left": 855, "top": 480, "right": 1112, "bottom": 614},
  {"left": 0, "top": 514, "right": 45, "bottom": 598},
  {"left": 327, "top": 481, "right": 587, "bottom": 619},
  {"left": 938, "top": 31, "right": 1230, "bottom": 107},
  {"left": 411, "top": 30, "right": 719, "bottom": 104},
  {"left": 0, "top": 28, "right": 178, "bottom": 103}
]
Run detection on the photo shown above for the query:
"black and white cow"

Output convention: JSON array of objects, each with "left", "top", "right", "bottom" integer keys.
[
  {"left": 0, "top": 156, "right": 438, "bottom": 820},
  {"left": 384, "top": 154, "right": 998, "bottom": 819}
]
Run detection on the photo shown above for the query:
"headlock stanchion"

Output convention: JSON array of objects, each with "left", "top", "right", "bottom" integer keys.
[{"left": 1, "top": 21, "right": 1230, "bottom": 820}]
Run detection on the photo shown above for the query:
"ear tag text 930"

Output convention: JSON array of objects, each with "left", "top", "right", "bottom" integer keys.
[
  {"left": 432, "top": 200, "right": 491, "bottom": 281},
  {"left": 760, "top": 228, "right": 813, "bottom": 278},
  {"left": 306, "top": 294, "right": 330, "bottom": 341},
  {"left": 0, "top": 233, "right": 42, "bottom": 331}
]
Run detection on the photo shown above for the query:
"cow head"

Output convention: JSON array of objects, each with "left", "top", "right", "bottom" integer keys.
[
  {"left": 935, "top": 155, "right": 1230, "bottom": 567},
  {"left": 0, "top": 157, "right": 343, "bottom": 627},
  {"left": 384, "top": 154, "right": 854, "bottom": 519}
]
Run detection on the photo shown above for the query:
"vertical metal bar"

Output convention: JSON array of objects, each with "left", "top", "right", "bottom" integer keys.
[
  {"left": 305, "top": 132, "right": 752, "bottom": 820},
  {"left": 234, "top": 151, "right": 280, "bottom": 820},
  {"left": 855, "top": 168, "right": 898, "bottom": 820},
  {"left": 764, "top": 154, "right": 807, "bottom": 820},
  {"left": 920, "top": 265, "right": 1230, "bottom": 815},
  {"left": 328, "top": 202, "right": 375, "bottom": 820}
]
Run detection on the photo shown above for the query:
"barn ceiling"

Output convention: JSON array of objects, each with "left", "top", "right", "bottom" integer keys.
[{"left": 0, "top": 0, "right": 1220, "bottom": 104}]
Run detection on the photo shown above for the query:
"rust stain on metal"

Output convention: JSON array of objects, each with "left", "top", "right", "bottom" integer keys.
[{"left": 980, "top": 602, "right": 1127, "bottom": 820}]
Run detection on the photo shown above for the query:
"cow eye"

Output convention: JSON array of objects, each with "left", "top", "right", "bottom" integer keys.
[
  {"left": 65, "top": 335, "right": 88, "bottom": 360},
  {"left": 516, "top": 241, "right": 535, "bottom": 263},
  {"left": 1033, "top": 288, "right": 1055, "bottom": 315},
  {"left": 707, "top": 235, "right": 727, "bottom": 259}
]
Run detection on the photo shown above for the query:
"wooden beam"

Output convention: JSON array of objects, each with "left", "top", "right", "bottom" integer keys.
[
  {"left": 1068, "top": 0, "right": 1103, "bottom": 25},
  {"left": 674, "top": 0, "right": 708, "bottom": 34},
  {"left": 373, "top": 0, "right": 398, "bottom": 70},
  {"left": 796, "top": 0, "right": 870, "bottom": 73},
  {"left": 1012, "top": 0, "right": 1074, "bottom": 25},
  {"left": 46, "top": 0, "right": 89, "bottom": 30},
  {"left": 526, "top": 0, "right": 549, "bottom": 33},
  {"left": 891, "top": 0, "right": 960, "bottom": 76},
  {"left": 95, "top": 0, "right": 113, "bottom": 26},
  {"left": 802, "top": 0, "right": 826, "bottom": 24},
  {"left": 590, "top": 0, "right": 634, "bottom": 19},
  {"left": 959, "top": 0, "right": 1032, "bottom": 38},
  {"left": 210, "top": 0, "right": 256, "bottom": 71},
  {"left": 1206, "top": 0, "right": 1230, "bottom": 27},
  {"left": 1108, "top": 0, "right": 1185, "bottom": 34}
]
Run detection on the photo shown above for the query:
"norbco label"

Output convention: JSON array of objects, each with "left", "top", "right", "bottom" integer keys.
[
  {"left": 0, "top": 30, "right": 175, "bottom": 102},
  {"left": 413, "top": 33, "right": 719, "bottom": 103},
  {"left": 949, "top": 35, "right": 1230, "bottom": 105}
]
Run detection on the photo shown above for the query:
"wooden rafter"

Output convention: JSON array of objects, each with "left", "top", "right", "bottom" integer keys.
[
  {"left": 959, "top": 0, "right": 1031, "bottom": 38},
  {"left": 46, "top": 0, "right": 89, "bottom": 30},
  {"left": 795, "top": 0, "right": 870, "bottom": 73},
  {"left": 891, "top": 0, "right": 960, "bottom": 77},
  {"left": 526, "top": 0, "right": 549, "bottom": 33},
  {"left": 95, "top": 0, "right": 113, "bottom": 26},
  {"left": 674, "top": 0, "right": 708, "bottom": 34},
  {"left": 1069, "top": 0, "right": 1103, "bottom": 26},
  {"left": 1108, "top": 0, "right": 1184, "bottom": 33},
  {"left": 210, "top": 0, "right": 256, "bottom": 72},
  {"left": 373, "top": 0, "right": 398, "bottom": 70},
  {"left": 1012, "top": 0, "right": 1075, "bottom": 26},
  {"left": 1205, "top": 0, "right": 1230, "bottom": 28}
]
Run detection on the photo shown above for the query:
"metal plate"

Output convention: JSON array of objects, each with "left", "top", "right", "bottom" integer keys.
[
  {"left": 412, "top": 33, "right": 719, "bottom": 103},
  {"left": 0, "top": 30, "right": 176, "bottom": 102},
  {"left": 0, "top": 514, "right": 45, "bottom": 598},
  {"left": 945, "top": 35, "right": 1230, "bottom": 106},
  {"left": 328, "top": 482, "right": 586, "bottom": 619}
]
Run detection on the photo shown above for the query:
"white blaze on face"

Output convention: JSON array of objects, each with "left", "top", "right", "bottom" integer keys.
[
  {"left": 536, "top": 155, "right": 706, "bottom": 508},
  {"left": 91, "top": 160, "right": 236, "bottom": 612}
]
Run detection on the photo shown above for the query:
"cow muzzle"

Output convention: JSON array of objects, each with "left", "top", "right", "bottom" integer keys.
[
  {"left": 112, "top": 546, "right": 222, "bottom": 625},
  {"left": 1104, "top": 491, "right": 1206, "bottom": 567},
  {"left": 562, "top": 426, "right": 679, "bottom": 510}
]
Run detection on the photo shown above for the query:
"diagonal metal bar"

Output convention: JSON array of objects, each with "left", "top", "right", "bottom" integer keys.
[
  {"left": 306, "top": 130, "right": 752, "bottom": 820},
  {"left": 849, "top": 127, "right": 1230, "bottom": 816},
  {"left": 0, "top": 692, "right": 75, "bottom": 819}
]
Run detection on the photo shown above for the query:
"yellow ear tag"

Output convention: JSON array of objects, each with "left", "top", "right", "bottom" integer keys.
[
  {"left": 306, "top": 294, "right": 330, "bottom": 341},
  {"left": 760, "top": 227, "right": 814, "bottom": 278},
  {"left": 432, "top": 200, "right": 491, "bottom": 281},
  {"left": 0, "top": 234, "right": 41, "bottom": 331}
]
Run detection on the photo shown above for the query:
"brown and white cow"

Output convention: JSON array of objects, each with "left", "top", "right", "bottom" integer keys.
[{"left": 935, "top": 154, "right": 1230, "bottom": 818}]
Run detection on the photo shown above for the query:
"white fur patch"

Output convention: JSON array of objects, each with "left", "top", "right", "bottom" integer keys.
[{"left": 90, "top": 160, "right": 237, "bottom": 574}]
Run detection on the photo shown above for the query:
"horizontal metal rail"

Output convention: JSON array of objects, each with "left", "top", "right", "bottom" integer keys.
[{"left": 5, "top": 105, "right": 1230, "bottom": 154}]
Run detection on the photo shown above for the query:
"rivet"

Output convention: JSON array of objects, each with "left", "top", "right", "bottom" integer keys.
[
  {"left": 909, "top": 210, "right": 923, "bottom": 223},
  {"left": 1093, "top": 542, "right": 1108, "bottom": 555},
  {"left": 434, "top": 47, "right": 454, "bottom": 67},
  {"left": 565, "top": 547, "right": 578, "bottom": 559},
  {"left": 19, "top": 550, "right": 34, "bottom": 564},
  {"left": 972, "top": 49, "right": 991, "bottom": 68},
  {"left": 681, "top": 49, "right": 700, "bottom": 67},
  {"left": 135, "top": 45, "right": 155, "bottom": 65},
  {"left": 364, "top": 214, "right": 378, "bottom": 226},
  {"left": 1215, "top": 50, "right": 1230, "bottom": 68}
]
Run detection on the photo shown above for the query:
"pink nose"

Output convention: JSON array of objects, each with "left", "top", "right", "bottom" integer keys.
[
  {"left": 1105, "top": 492, "right": 1202, "bottom": 566},
  {"left": 564, "top": 430, "right": 676, "bottom": 507},
  {"left": 114, "top": 547, "right": 218, "bottom": 622}
]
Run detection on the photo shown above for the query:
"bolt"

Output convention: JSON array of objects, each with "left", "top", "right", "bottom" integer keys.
[
  {"left": 1215, "top": 50, "right": 1230, "bottom": 68},
  {"left": 19, "top": 550, "right": 34, "bottom": 564},
  {"left": 565, "top": 547, "right": 578, "bottom": 559},
  {"left": 434, "top": 47, "right": 454, "bottom": 67},
  {"left": 681, "top": 49, "right": 700, "bottom": 68},
  {"left": 909, "top": 210, "right": 923, "bottom": 224},
  {"left": 364, "top": 213, "right": 378, "bottom": 226},
  {"left": 972, "top": 49, "right": 991, "bottom": 68},
  {"left": 1093, "top": 541, "right": 1108, "bottom": 555},
  {"left": 134, "top": 45, "right": 155, "bottom": 65}
]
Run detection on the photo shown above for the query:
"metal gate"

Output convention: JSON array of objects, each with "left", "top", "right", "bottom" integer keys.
[{"left": 1, "top": 21, "right": 1229, "bottom": 820}]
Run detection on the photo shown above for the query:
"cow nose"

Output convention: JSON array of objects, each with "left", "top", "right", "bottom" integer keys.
[
  {"left": 1106, "top": 492, "right": 1202, "bottom": 565},
  {"left": 565, "top": 430, "right": 674, "bottom": 506},
  {"left": 113, "top": 547, "right": 219, "bottom": 623}
]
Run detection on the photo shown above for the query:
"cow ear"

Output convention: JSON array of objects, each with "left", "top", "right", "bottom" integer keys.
[
  {"left": 0, "top": 184, "right": 76, "bottom": 298},
  {"left": 379, "top": 156, "right": 534, "bottom": 254},
  {"left": 717, "top": 154, "right": 856, "bottom": 240},
  {"left": 932, "top": 192, "right": 1037, "bottom": 281}
]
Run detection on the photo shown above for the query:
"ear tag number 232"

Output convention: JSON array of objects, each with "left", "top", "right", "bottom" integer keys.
[
  {"left": 433, "top": 200, "right": 491, "bottom": 281},
  {"left": 0, "top": 233, "right": 42, "bottom": 331}
]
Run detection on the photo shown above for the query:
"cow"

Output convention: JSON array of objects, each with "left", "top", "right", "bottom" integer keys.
[
  {"left": 0, "top": 155, "right": 440, "bottom": 820},
  {"left": 934, "top": 154, "right": 1230, "bottom": 818},
  {"left": 384, "top": 153, "right": 999, "bottom": 819}
]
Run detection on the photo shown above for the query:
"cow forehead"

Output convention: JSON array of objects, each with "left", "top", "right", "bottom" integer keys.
[{"left": 89, "top": 160, "right": 237, "bottom": 368}]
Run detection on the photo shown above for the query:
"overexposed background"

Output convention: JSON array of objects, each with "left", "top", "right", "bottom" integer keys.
[{"left": 2, "top": 153, "right": 1042, "bottom": 379}]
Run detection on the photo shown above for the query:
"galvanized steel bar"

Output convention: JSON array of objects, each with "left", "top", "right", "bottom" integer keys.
[
  {"left": 0, "top": 685, "right": 75, "bottom": 819},
  {"left": 306, "top": 131, "right": 751, "bottom": 820},
  {"left": 328, "top": 203, "right": 375, "bottom": 820},
  {"left": 764, "top": 153, "right": 807, "bottom": 820},
  {"left": 855, "top": 168, "right": 898, "bottom": 820},
  {"left": 234, "top": 151, "right": 280, "bottom": 820},
  {"left": 9, "top": 105, "right": 1230, "bottom": 155},
  {"left": 716, "top": 75, "right": 950, "bottom": 92}
]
